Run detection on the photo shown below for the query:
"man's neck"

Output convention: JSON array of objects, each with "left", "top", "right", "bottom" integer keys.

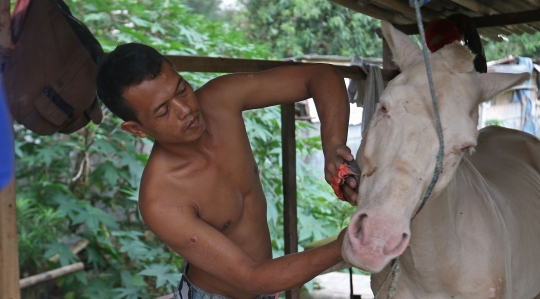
[{"left": 152, "top": 131, "right": 214, "bottom": 163}]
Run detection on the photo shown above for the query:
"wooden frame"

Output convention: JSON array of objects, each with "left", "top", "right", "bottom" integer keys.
[{"left": 165, "top": 55, "right": 399, "bottom": 81}]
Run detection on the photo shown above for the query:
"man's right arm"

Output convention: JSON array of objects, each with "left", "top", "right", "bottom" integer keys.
[{"left": 141, "top": 200, "right": 345, "bottom": 295}]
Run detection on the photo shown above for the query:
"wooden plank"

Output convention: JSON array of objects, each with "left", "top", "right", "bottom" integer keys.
[
  {"left": 329, "top": 0, "right": 411, "bottom": 25},
  {"left": 450, "top": 0, "right": 540, "bottom": 32},
  {"left": 281, "top": 103, "right": 299, "bottom": 299},
  {"left": 394, "top": 9, "right": 540, "bottom": 34},
  {"left": 19, "top": 262, "right": 85, "bottom": 289},
  {"left": 0, "top": 0, "right": 18, "bottom": 297},
  {"left": 465, "top": 9, "right": 540, "bottom": 29},
  {"left": 166, "top": 55, "right": 399, "bottom": 82},
  {"left": 0, "top": 0, "right": 9, "bottom": 58},
  {"left": 0, "top": 181, "right": 19, "bottom": 299},
  {"left": 374, "top": 0, "right": 521, "bottom": 38},
  {"left": 478, "top": 0, "right": 540, "bottom": 31}
]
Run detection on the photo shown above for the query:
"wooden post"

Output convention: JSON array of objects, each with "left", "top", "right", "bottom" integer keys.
[
  {"left": 0, "top": 181, "right": 19, "bottom": 299},
  {"left": 0, "top": 0, "right": 18, "bottom": 298},
  {"left": 281, "top": 103, "right": 299, "bottom": 299},
  {"left": 0, "top": 0, "right": 9, "bottom": 52}
]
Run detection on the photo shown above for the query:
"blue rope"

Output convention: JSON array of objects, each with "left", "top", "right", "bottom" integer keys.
[{"left": 409, "top": 0, "right": 445, "bottom": 219}]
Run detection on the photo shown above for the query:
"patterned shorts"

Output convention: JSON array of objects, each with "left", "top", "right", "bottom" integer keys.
[{"left": 173, "top": 265, "right": 278, "bottom": 299}]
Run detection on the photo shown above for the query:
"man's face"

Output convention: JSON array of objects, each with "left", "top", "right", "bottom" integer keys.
[{"left": 120, "top": 61, "right": 206, "bottom": 145}]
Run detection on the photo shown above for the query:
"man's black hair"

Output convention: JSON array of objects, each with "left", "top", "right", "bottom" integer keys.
[{"left": 96, "top": 43, "right": 173, "bottom": 122}]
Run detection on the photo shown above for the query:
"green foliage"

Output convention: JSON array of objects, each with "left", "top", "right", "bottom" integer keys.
[
  {"left": 485, "top": 119, "right": 505, "bottom": 127},
  {"left": 242, "top": 0, "right": 382, "bottom": 58},
  {"left": 180, "top": 0, "right": 225, "bottom": 21},
  {"left": 484, "top": 32, "right": 540, "bottom": 61},
  {"left": 17, "top": 198, "right": 69, "bottom": 277},
  {"left": 244, "top": 107, "right": 354, "bottom": 257},
  {"left": 15, "top": 113, "right": 184, "bottom": 298},
  {"left": 66, "top": 0, "right": 270, "bottom": 88},
  {"left": 67, "top": 0, "right": 269, "bottom": 57}
]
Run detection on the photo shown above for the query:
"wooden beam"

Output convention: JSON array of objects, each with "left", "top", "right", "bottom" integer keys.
[
  {"left": 281, "top": 103, "right": 299, "bottom": 299},
  {"left": 483, "top": 0, "right": 540, "bottom": 32},
  {"left": 393, "top": 9, "right": 540, "bottom": 34},
  {"left": 329, "top": 0, "right": 411, "bottom": 24},
  {"left": 458, "top": 9, "right": 540, "bottom": 30},
  {"left": 0, "top": 181, "right": 19, "bottom": 299},
  {"left": 165, "top": 55, "right": 399, "bottom": 81},
  {"left": 19, "top": 262, "right": 85, "bottom": 289},
  {"left": 449, "top": 0, "right": 540, "bottom": 32}
]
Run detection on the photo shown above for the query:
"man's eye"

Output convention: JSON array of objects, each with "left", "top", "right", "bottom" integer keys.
[{"left": 159, "top": 107, "right": 169, "bottom": 117}]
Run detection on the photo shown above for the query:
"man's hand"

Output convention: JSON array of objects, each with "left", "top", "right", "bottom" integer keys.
[{"left": 324, "top": 144, "right": 358, "bottom": 205}]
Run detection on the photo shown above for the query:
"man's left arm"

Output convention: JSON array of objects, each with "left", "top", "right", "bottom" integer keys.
[{"left": 197, "top": 64, "right": 358, "bottom": 203}]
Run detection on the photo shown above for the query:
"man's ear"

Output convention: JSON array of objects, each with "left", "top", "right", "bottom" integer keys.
[{"left": 121, "top": 121, "right": 147, "bottom": 138}]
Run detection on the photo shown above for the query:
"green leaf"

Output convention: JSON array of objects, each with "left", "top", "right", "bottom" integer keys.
[
  {"left": 92, "top": 160, "right": 121, "bottom": 188},
  {"left": 139, "top": 264, "right": 181, "bottom": 288},
  {"left": 81, "top": 278, "right": 116, "bottom": 299}
]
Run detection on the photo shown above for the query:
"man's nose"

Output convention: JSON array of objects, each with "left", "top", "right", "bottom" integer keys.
[{"left": 173, "top": 100, "right": 191, "bottom": 119}]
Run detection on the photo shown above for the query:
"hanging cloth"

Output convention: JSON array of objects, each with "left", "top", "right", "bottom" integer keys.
[{"left": 347, "top": 57, "right": 385, "bottom": 133}]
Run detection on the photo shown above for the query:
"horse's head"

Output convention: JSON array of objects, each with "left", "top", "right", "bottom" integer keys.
[{"left": 342, "top": 21, "right": 529, "bottom": 273}]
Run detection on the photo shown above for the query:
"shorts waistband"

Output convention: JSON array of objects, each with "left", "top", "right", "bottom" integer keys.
[{"left": 174, "top": 264, "right": 278, "bottom": 299}]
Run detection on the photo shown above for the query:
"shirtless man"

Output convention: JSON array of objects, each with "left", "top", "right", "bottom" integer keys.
[{"left": 96, "top": 43, "right": 358, "bottom": 299}]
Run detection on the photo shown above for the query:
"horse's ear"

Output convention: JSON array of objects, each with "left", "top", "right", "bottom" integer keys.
[
  {"left": 381, "top": 21, "right": 423, "bottom": 70},
  {"left": 477, "top": 72, "right": 530, "bottom": 103}
]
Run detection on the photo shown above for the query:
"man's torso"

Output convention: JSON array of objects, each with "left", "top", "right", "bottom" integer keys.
[{"left": 139, "top": 94, "right": 272, "bottom": 298}]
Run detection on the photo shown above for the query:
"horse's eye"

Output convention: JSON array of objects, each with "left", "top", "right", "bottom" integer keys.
[
  {"left": 381, "top": 106, "right": 388, "bottom": 113},
  {"left": 461, "top": 146, "right": 475, "bottom": 155}
]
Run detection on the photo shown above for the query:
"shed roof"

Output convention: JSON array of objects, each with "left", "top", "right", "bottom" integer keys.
[{"left": 331, "top": 0, "right": 540, "bottom": 42}]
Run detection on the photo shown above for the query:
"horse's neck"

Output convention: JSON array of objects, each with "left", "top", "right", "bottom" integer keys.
[{"left": 401, "top": 157, "right": 512, "bottom": 294}]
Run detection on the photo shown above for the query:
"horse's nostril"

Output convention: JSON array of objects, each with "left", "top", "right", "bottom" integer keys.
[{"left": 355, "top": 213, "right": 368, "bottom": 238}]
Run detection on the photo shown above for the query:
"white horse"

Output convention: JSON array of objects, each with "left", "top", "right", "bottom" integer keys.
[{"left": 341, "top": 22, "right": 540, "bottom": 299}]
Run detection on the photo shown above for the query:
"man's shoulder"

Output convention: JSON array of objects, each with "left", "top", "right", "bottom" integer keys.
[
  {"left": 195, "top": 74, "right": 251, "bottom": 113},
  {"left": 138, "top": 160, "right": 195, "bottom": 222},
  {"left": 139, "top": 147, "right": 202, "bottom": 205},
  {"left": 139, "top": 151, "right": 179, "bottom": 204}
]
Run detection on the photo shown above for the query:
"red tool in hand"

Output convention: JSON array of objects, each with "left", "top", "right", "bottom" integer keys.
[{"left": 331, "top": 160, "right": 360, "bottom": 201}]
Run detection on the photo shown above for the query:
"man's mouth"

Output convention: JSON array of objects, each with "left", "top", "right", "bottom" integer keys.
[{"left": 186, "top": 114, "right": 199, "bottom": 130}]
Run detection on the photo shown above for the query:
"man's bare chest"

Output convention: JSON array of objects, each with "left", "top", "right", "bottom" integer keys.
[{"left": 176, "top": 128, "right": 265, "bottom": 231}]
